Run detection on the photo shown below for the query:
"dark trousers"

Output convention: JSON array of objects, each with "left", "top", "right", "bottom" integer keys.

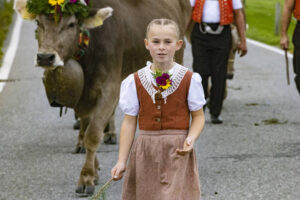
[
  {"left": 191, "top": 23, "right": 232, "bottom": 116},
  {"left": 292, "top": 21, "right": 300, "bottom": 95}
]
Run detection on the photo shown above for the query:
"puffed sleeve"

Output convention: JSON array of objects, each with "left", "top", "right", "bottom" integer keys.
[
  {"left": 118, "top": 74, "right": 139, "bottom": 116},
  {"left": 233, "top": 0, "right": 243, "bottom": 10},
  {"left": 188, "top": 72, "right": 206, "bottom": 111},
  {"left": 190, "top": 0, "right": 195, "bottom": 7}
]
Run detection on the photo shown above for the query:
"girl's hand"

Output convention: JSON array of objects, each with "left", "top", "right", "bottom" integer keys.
[
  {"left": 111, "top": 161, "right": 126, "bottom": 181},
  {"left": 176, "top": 136, "right": 194, "bottom": 156}
]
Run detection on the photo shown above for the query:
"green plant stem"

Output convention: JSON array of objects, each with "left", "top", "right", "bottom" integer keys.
[{"left": 89, "top": 178, "right": 113, "bottom": 200}]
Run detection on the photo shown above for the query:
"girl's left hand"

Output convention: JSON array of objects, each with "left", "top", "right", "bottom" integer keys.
[
  {"left": 111, "top": 161, "right": 126, "bottom": 181},
  {"left": 176, "top": 136, "right": 194, "bottom": 155}
]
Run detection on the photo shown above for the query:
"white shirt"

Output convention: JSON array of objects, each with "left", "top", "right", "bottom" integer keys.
[
  {"left": 119, "top": 62, "right": 206, "bottom": 116},
  {"left": 190, "top": 0, "right": 243, "bottom": 23}
]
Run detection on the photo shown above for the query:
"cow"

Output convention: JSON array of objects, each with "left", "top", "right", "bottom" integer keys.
[{"left": 16, "top": 0, "right": 192, "bottom": 196}]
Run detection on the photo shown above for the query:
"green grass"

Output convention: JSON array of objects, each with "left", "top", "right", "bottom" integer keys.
[
  {"left": 245, "top": 0, "right": 297, "bottom": 50},
  {"left": 0, "top": 1, "right": 14, "bottom": 65}
]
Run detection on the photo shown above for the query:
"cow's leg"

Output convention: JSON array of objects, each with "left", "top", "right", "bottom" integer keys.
[
  {"left": 94, "top": 156, "right": 100, "bottom": 185},
  {"left": 75, "top": 98, "right": 118, "bottom": 196},
  {"left": 73, "top": 113, "right": 80, "bottom": 130},
  {"left": 227, "top": 47, "right": 236, "bottom": 80},
  {"left": 75, "top": 119, "right": 104, "bottom": 196},
  {"left": 103, "top": 111, "right": 117, "bottom": 144},
  {"left": 74, "top": 117, "right": 89, "bottom": 154}
]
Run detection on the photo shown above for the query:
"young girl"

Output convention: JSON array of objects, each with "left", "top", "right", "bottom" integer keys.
[{"left": 111, "top": 18, "right": 206, "bottom": 200}]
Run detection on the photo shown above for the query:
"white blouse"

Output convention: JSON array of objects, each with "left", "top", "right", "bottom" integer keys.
[
  {"left": 190, "top": 0, "right": 243, "bottom": 23},
  {"left": 119, "top": 62, "right": 206, "bottom": 116}
]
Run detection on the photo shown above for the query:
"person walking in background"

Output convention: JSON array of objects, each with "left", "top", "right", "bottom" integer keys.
[
  {"left": 190, "top": 0, "right": 247, "bottom": 124},
  {"left": 111, "top": 19, "right": 206, "bottom": 199},
  {"left": 281, "top": 0, "right": 300, "bottom": 94},
  {"left": 227, "top": 0, "right": 246, "bottom": 80}
]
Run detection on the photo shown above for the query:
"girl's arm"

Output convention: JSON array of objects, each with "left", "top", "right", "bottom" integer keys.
[
  {"left": 111, "top": 115, "right": 137, "bottom": 180},
  {"left": 176, "top": 108, "right": 205, "bottom": 155}
]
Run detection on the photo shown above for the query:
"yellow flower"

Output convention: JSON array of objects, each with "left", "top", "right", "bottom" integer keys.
[
  {"left": 160, "top": 80, "right": 171, "bottom": 90},
  {"left": 49, "top": 0, "right": 64, "bottom": 6}
]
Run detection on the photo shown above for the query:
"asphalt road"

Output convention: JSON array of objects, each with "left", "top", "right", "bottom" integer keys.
[{"left": 0, "top": 16, "right": 299, "bottom": 200}]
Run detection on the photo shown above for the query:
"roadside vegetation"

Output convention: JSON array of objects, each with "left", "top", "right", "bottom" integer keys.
[
  {"left": 245, "top": 0, "right": 297, "bottom": 50},
  {"left": 0, "top": 1, "right": 14, "bottom": 65}
]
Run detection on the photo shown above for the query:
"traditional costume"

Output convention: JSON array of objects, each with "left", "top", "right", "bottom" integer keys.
[
  {"left": 119, "top": 62, "right": 206, "bottom": 200},
  {"left": 190, "top": 0, "right": 243, "bottom": 120}
]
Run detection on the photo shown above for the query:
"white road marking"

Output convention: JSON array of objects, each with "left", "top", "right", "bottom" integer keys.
[
  {"left": 247, "top": 38, "right": 293, "bottom": 59},
  {"left": 0, "top": 15, "right": 23, "bottom": 93}
]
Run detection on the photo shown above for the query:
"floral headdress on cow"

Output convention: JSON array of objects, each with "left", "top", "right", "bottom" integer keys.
[{"left": 26, "top": 0, "right": 90, "bottom": 23}]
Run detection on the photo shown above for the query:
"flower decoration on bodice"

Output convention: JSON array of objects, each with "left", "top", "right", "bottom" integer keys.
[
  {"left": 26, "top": 0, "right": 90, "bottom": 23},
  {"left": 152, "top": 70, "right": 173, "bottom": 91}
]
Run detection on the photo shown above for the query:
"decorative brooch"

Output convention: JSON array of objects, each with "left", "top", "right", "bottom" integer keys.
[
  {"left": 152, "top": 69, "right": 173, "bottom": 90},
  {"left": 73, "top": 28, "right": 90, "bottom": 61}
]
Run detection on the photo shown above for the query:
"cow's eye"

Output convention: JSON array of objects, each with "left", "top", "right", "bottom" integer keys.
[
  {"left": 36, "top": 20, "right": 44, "bottom": 30},
  {"left": 68, "top": 23, "right": 75, "bottom": 29}
]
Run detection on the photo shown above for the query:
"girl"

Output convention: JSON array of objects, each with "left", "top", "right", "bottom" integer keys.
[{"left": 111, "top": 18, "right": 206, "bottom": 200}]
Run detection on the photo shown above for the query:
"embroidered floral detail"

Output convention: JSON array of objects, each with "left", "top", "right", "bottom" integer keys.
[{"left": 138, "top": 62, "right": 188, "bottom": 104}]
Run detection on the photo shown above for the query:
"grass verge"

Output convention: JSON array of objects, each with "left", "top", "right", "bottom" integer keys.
[
  {"left": 0, "top": 1, "right": 14, "bottom": 65},
  {"left": 245, "top": 0, "right": 297, "bottom": 51}
]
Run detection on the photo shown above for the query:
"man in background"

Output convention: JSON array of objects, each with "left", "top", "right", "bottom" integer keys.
[
  {"left": 190, "top": 0, "right": 247, "bottom": 124},
  {"left": 227, "top": 0, "right": 246, "bottom": 80},
  {"left": 281, "top": 0, "right": 300, "bottom": 94}
]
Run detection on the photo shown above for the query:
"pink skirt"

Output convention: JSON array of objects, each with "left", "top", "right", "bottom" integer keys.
[{"left": 122, "top": 130, "right": 201, "bottom": 200}]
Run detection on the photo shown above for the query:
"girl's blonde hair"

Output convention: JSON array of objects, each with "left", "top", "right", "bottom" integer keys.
[{"left": 146, "top": 18, "right": 180, "bottom": 40}]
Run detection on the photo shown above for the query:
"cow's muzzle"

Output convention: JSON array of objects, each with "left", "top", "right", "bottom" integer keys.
[{"left": 37, "top": 53, "right": 55, "bottom": 66}]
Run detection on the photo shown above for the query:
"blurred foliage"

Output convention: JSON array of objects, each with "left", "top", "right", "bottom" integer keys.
[{"left": 0, "top": 1, "right": 14, "bottom": 65}]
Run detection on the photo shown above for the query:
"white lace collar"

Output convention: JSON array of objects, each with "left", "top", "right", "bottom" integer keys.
[{"left": 137, "top": 61, "right": 188, "bottom": 104}]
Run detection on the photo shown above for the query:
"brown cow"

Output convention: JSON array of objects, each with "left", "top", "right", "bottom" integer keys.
[{"left": 16, "top": 0, "right": 192, "bottom": 196}]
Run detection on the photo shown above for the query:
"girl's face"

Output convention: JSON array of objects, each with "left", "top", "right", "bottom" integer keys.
[{"left": 144, "top": 24, "right": 183, "bottom": 65}]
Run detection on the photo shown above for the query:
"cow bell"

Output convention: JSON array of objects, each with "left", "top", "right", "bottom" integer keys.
[{"left": 42, "top": 59, "right": 84, "bottom": 108}]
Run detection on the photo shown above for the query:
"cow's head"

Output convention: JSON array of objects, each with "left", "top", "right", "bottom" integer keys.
[{"left": 15, "top": 0, "right": 113, "bottom": 69}]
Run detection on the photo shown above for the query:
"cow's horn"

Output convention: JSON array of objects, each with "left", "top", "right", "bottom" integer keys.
[{"left": 79, "top": 0, "right": 87, "bottom": 6}]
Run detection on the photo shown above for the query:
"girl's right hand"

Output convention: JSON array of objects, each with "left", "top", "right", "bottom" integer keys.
[
  {"left": 176, "top": 136, "right": 194, "bottom": 155},
  {"left": 111, "top": 161, "right": 126, "bottom": 181}
]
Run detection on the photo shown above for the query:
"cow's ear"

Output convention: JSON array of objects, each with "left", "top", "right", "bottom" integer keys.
[
  {"left": 14, "top": 0, "right": 36, "bottom": 20},
  {"left": 83, "top": 7, "right": 113, "bottom": 29}
]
